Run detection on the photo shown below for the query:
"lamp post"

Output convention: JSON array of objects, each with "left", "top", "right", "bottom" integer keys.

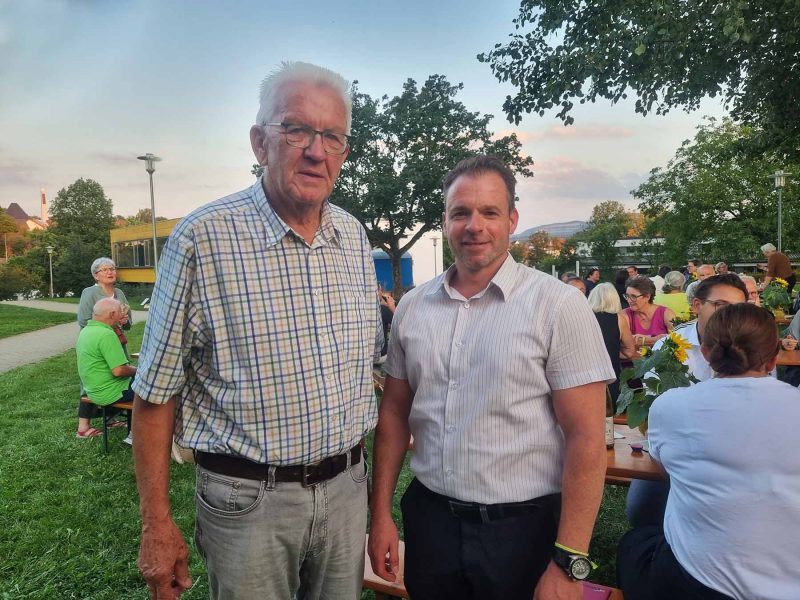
[
  {"left": 137, "top": 153, "right": 162, "bottom": 272},
  {"left": 770, "top": 170, "right": 791, "bottom": 253},
  {"left": 432, "top": 236, "right": 439, "bottom": 275},
  {"left": 45, "top": 245, "right": 54, "bottom": 298}
]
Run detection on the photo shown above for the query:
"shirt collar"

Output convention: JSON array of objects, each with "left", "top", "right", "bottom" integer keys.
[
  {"left": 87, "top": 319, "right": 114, "bottom": 331},
  {"left": 251, "top": 177, "right": 341, "bottom": 248},
  {"left": 428, "top": 253, "right": 516, "bottom": 301}
]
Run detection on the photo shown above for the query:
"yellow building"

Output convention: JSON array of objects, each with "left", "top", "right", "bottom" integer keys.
[{"left": 110, "top": 218, "right": 180, "bottom": 283}]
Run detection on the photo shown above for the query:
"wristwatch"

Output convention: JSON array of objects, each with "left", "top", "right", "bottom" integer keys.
[{"left": 552, "top": 545, "right": 593, "bottom": 581}]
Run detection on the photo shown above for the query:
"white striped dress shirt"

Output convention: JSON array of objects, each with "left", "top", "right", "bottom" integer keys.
[
  {"left": 385, "top": 255, "right": 615, "bottom": 504},
  {"left": 133, "top": 179, "right": 383, "bottom": 465}
]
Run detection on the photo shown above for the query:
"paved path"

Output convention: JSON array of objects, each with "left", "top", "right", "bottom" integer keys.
[{"left": 0, "top": 300, "right": 148, "bottom": 375}]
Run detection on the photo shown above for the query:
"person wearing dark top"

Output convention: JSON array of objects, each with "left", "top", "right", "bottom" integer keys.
[
  {"left": 584, "top": 267, "right": 600, "bottom": 296},
  {"left": 614, "top": 269, "right": 630, "bottom": 309},
  {"left": 378, "top": 288, "right": 396, "bottom": 359},
  {"left": 588, "top": 283, "right": 637, "bottom": 401}
]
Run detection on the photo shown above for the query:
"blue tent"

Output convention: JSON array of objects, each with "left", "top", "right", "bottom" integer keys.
[{"left": 372, "top": 249, "right": 413, "bottom": 291}]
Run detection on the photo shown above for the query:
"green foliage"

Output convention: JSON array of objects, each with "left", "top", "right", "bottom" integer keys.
[
  {"left": 479, "top": 0, "right": 800, "bottom": 158},
  {"left": 0, "top": 265, "right": 44, "bottom": 300},
  {"left": 617, "top": 334, "right": 698, "bottom": 429},
  {"left": 251, "top": 163, "right": 264, "bottom": 178},
  {"left": 0, "top": 304, "right": 75, "bottom": 338},
  {"left": 577, "top": 201, "right": 631, "bottom": 276},
  {"left": 0, "top": 207, "right": 18, "bottom": 235},
  {"left": 48, "top": 178, "right": 115, "bottom": 294},
  {"left": 762, "top": 278, "right": 791, "bottom": 311},
  {"left": 634, "top": 119, "right": 800, "bottom": 266},
  {"left": 331, "top": 76, "right": 533, "bottom": 292}
]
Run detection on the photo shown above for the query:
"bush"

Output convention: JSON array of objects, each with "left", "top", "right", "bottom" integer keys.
[{"left": 0, "top": 264, "right": 43, "bottom": 300}]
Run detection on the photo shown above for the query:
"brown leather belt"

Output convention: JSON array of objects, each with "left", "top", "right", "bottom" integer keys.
[{"left": 196, "top": 445, "right": 361, "bottom": 487}]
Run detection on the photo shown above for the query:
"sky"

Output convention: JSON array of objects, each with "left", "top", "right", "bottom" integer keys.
[{"left": 0, "top": 0, "right": 727, "bottom": 233}]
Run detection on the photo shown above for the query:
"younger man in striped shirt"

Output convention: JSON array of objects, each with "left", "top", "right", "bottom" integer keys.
[{"left": 369, "top": 155, "right": 615, "bottom": 600}]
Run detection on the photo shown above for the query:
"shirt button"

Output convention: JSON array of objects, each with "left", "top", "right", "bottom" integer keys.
[
  {"left": 463, "top": 302, "right": 470, "bottom": 309},
  {"left": 447, "top": 425, "right": 456, "bottom": 432},
  {"left": 449, "top": 381, "right": 457, "bottom": 388},
  {"left": 446, "top": 468, "right": 453, "bottom": 475},
  {"left": 314, "top": 290, "right": 321, "bottom": 297}
]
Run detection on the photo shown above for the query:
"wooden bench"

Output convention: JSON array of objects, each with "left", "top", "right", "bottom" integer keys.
[
  {"left": 79, "top": 396, "right": 133, "bottom": 454},
  {"left": 362, "top": 535, "right": 624, "bottom": 599}
]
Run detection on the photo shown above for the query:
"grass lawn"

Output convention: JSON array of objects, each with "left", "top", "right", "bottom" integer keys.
[
  {"left": 0, "top": 304, "right": 76, "bottom": 340},
  {"left": 0, "top": 323, "right": 630, "bottom": 598}
]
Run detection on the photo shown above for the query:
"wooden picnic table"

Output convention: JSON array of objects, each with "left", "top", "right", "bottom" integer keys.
[
  {"left": 777, "top": 348, "right": 800, "bottom": 366},
  {"left": 607, "top": 425, "right": 666, "bottom": 482}
]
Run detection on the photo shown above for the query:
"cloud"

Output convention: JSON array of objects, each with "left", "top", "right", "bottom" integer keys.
[
  {"left": 513, "top": 157, "right": 646, "bottom": 228},
  {"left": 495, "top": 124, "right": 635, "bottom": 143},
  {"left": 0, "top": 151, "right": 39, "bottom": 189}
]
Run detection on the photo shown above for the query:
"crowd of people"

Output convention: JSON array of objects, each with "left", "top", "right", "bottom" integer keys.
[{"left": 63, "top": 60, "right": 799, "bottom": 600}]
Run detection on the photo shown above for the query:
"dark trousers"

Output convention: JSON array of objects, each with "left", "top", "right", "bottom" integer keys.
[
  {"left": 401, "top": 478, "right": 560, "bottom": 600},
  {"left": 77, "top": 380, "right": 134, "bottom": 419},
  {"left": 617, "top": 526, "right": 734, "bottom": 600}
]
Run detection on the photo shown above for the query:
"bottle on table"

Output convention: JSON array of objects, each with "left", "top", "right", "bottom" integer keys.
[{"left": 605, "top": 387, "right": 615, "bottom": 450}]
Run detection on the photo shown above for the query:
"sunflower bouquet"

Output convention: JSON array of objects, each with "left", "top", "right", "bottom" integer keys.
[
  {"left": 761, "top": 277, "right": 791, "bottom": 313},
  {"left": 617, "top": 331, "right": 698, "bottom": 432}
]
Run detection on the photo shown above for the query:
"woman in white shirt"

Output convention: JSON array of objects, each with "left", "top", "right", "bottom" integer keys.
[{"left": 617, "top": 302, "right": 800, "bottom": 600}]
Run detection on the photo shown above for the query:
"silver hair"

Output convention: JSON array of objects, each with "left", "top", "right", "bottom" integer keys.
[
  {"left": 255, "top": 61, "right": 352, "bottom": 133},
  {"left": 663, "top": 271, "right": 685, "bottom": 292},
  {"left": 90, "top": 257, "right": 115, "bottom": 275},
  {"left": 686, "top": 280, "right": 701, "bottom": 303},
  {"left": 739, "top": 274, "right": 757, "bottom": 285},
  {"left": 761, "top": 243, "right": 777, "bottom": 253},
  {"left": 588, "top": 282, "right": 622, "bottom": 314}
]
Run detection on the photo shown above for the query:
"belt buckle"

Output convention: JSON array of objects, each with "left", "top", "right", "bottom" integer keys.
[{"left": 301, "top": 462, "right": 320, "bottom": 487}]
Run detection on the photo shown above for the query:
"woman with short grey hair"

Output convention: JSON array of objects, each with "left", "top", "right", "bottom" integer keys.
[{"left": 654, "top": 271, "right": 691, "bottom": 321}]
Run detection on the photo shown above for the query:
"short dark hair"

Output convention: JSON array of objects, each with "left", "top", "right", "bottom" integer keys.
[
  {"left": 657, "top": 264, "right": 671, "bottom": 278},
  {"left": 625, "top": 275, "right": 656, "bottom": 303},
  {"left": 688, "top": 259, "right": 701, "bottom": 268},
  {"left": 586, "top": 267, "right": 599, "bottom": 278},
  {"left": 693, "top": 273, "right": 748, "bottom": 304},
  {"left": 442, "top": 155, "right": 516, "bottom": 211},
  {"left": 703, "top": 303, "right": 779, "bottom": 375}
]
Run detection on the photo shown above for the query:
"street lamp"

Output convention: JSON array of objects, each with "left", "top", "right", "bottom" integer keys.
[
  {"left": 770, "top": 170, "right": 791, "bottom": 253},
  {"left": 137, "top": 153, "right": 162, "bottom": 272},
  {"left": 45, "top": 245, "right": 54, "bottom": 298},
  {"left": 432, "top": 236, "right": 439, "bottom": 275}
]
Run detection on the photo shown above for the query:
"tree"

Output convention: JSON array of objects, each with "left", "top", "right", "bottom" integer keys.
[
  {"left": 0, "top": 263, "right": 43, "bottom": 300},
  {"left": 331, "top": 77, "right": 534, "bottom": 292},
  {"left": 478, "top": 1, "right": 800, "bottom": 158},
  {"left": 634, "top": 119, "right": 799, "bottom": 266},
  {"left": 0, "top": 207, "right": 19, "bottom": 260},
  {"left": 48, "top": 178, "right": 115, "bottom": 293},
  {"left": 577, "top": 201, "right": 631, "bottom": 276}
]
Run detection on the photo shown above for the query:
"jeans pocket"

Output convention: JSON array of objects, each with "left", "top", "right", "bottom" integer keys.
[
  {"left": 195, "top": 468, "right": 265, "bottom": 517},
  {"left": 349, "top": 459, "right": 369, "bottom": 483}
]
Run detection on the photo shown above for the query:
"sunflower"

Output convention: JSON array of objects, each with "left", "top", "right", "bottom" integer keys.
[
  {"left": 775, "top": 277, "right": 789, "bottom": 288},
  {"left": 667, "top": 331, "right": 692, "bottom": 363}
]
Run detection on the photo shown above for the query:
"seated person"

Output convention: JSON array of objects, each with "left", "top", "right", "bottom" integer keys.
[
  {"left": 75, "top": 297, "right": 137, "bottom": 438},
  {"left": 618, "top": 303, "right": 800, "bottom": 600}
]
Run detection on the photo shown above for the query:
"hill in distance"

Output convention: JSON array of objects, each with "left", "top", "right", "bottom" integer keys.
[{"left": 511, "top": 220, "right": 588, "bottom": 241}]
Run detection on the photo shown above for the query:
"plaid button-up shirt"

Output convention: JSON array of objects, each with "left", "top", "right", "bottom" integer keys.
[{"left": 133, "top": 179, "right": 383, "bottom": 465}]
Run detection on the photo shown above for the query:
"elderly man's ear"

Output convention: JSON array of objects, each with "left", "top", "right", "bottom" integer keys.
[{"left": 250, "top": 125, "right": 268, "bottom": 166}]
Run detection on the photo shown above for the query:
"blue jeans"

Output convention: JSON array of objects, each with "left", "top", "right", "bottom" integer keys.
[{"left": 194, "top": 457, "right": 368, "bottom": 600}]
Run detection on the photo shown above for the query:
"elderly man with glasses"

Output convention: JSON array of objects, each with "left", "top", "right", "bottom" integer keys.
[{"left": 132, "top": 62, "right": 383, "bottom": 600}]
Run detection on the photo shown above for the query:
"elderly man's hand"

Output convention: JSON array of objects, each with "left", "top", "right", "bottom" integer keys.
[{"left": 138, "top": 518, "right": 192, "bottom": 599}]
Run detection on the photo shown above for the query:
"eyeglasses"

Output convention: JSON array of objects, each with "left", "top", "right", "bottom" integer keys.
[
  {"left": 624, "top": 293, "right": 643, "bottom": 301},
  {"left": 700, "top": 299, "right": 731, "bottom": 311},
  {"left": 95, "top": 268, "right": 116, "bottom": 274},
  {"left": 264, "top": 122, "right": 350, "bottom": 155}
]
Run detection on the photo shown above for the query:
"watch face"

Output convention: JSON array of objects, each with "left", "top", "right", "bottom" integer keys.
[{"left": 570, "top": 557, "right": 592, "bottom": 580}]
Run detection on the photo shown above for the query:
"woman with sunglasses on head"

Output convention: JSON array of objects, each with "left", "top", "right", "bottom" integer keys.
[
  {"left": 618, "top": 303, "right": 800, "bottom": 600},
  {"left": 621, "top": 276, "right": 675, "bottom": 350}
]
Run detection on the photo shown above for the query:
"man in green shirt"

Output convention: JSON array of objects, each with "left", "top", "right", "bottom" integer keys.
[{"left": 76, "top": 297, "right": 137, "bottom": 438}]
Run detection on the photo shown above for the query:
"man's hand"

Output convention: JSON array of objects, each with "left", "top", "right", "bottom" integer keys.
[
  {"left": 138, "top": 517, "right": 192, "bottom": 599},
  {"left": 533, "top": 561, "right": 583, "bottom": 600},
  {"left": 368, "top": 514, "right": 401, "bottom": 582}
]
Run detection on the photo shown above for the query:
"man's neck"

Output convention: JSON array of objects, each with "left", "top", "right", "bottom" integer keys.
[
  {"left": 263, "top": 180, "right": 322, "bottom": 244},
  {"left": 449, "top": 263, "right": 503, "bottom": 299}
]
